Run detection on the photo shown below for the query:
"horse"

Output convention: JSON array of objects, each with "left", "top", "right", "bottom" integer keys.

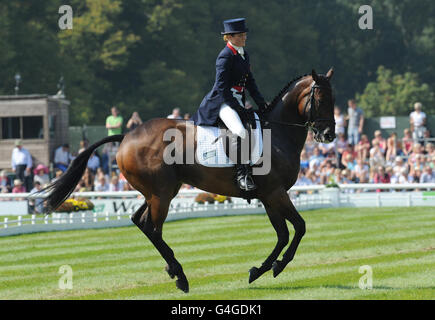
[{"left": 39, "top": 68, "right": 335, "bottom": 293}]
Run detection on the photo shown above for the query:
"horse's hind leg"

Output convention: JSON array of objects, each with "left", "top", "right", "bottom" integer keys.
[{"left": 131, "top": 196, "right": 189, "bottom": 293}]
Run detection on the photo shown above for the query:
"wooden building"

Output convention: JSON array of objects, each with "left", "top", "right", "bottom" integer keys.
[{"left": 0, "top": 95, "right": 70, "bottom": 170}]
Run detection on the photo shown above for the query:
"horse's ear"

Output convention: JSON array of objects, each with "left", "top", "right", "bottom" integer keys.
[
  {"left": 326, "top": 67, "right": 334, "bottom": 80},
  {"left": 312, "top": 69, "right": 319, "bottom": 82}
]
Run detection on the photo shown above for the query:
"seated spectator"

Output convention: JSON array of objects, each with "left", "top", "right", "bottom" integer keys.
[
  {"left": 385, "top": 132, "right": 398, "bottom": 164},
  {"left": 94, "top": 167, "right": 110, "bottom": 186},
  {"left": 109, "top": 175, "right": 123, "bottom": 191},
  {"left": 12, "top": 179, "right": 26, "bottom": 193},
  {"left": 371, "top": 130, "right": 386, "bottom": 154},
  {"left": 402, "top": 128, "right": 413, "bottom": 156},
  {"left": 54, "top": 144, "right": 72, "bottom": 172},
  {"left": 81, "top": 168, "right": 94, "bottom": 191},
  {"left": 408, "top": 143, "right": 424, "bottom": 166},
  {"left": 355, "top": 134, "right": 370, "bottom": 160},
  {"left": 33, "top": 164, "right": 50, "bottom": 186},
  {"left": 341, "top": 143, "right": 357, "bottom": 169},
  {"left": 329, "top": 168, "right": 343, "bottom": 184},
  {"left": 393, "top": 156, "right": 408, "bottom": 176},
  {"left": 0, "top": 170, "right": 11, "bottom": 192},
  {"left": 319, "top": 159, "right": 336, "bottom": 184},
  {"left": 167, "top": 108, "right": 182, "bottom": 119},
  {"left": 94, "top": 176, "right": 109, "bottom": 192},
  {"left": 304, "top": 131, "right": 317, "bottom": 157},
  {"left": 78, "top": 139, "right": 89, "bottom": 154},
  {"left": 408, "top": 167, "right": 422, "bottom": 183},
  {"left": 300, "top": 150, "right": 309, "bottom": 170},
  {"left": 29, "top": 181, "right": 44, "bottom": 213},
  {"left": 354, "top": 158, "right": 369, "bottom": 183},
  {"left": 341, "top": 169, "right": 353, "bottom": 184},
  {"left": 420, "top": 166, "right": 435, "bottom": 183},
  {"left": 309, "top": 147, "right": 324, "bottom": 170},
  {"left": 391, "top": 167, "right": 408, "bottom": 184},
  {"left": 424, "top": 143, "right": 435, "bottom": 159},
  {"left": 294, "top": 171, "right": 313, "bottom": 186},
  {"left": 369, "top": 141, "right": 385, "bottom": 169},
  {"left": 344, "top": 154, "right": 356, "bottom": 172},
  {"left": 318, "top": 140, "right": 335, "bottom": 156},
  {"left": 87, "top": 152, "right": 100, "bottom": 174},
  {"left": 183, "top": 113, "right": 191, "bottom": 120},
  {"left": 373, "top": 166, "right": 390, "bottom": 184}
]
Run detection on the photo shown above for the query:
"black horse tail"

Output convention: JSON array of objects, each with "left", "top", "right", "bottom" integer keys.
[{"left": 38, "top": 134, "right": 125, "bottom": 213}]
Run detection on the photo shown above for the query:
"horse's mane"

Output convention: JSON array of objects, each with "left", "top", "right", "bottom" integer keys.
[{"left": 268, "top": 74, "right": 310, "bottom": 110}]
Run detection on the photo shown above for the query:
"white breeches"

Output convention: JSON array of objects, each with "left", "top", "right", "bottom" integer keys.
[{"left": 219, "top": 103, "right": 247, "bottom": 139}]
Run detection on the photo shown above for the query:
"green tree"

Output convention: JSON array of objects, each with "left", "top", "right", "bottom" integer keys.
[{"left": 356, "top": 66, "right": 435, "bottom": 117}]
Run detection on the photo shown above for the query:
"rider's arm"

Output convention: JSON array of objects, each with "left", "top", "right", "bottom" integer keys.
[{"left": 215, "top": 52, "right": 240, "bottom": 109}]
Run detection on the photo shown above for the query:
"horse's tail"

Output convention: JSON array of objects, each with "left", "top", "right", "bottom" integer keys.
[{"left": 38, "top": 134, "right": 125, "bottom": 213}]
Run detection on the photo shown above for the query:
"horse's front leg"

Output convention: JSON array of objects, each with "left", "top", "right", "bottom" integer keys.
[
  {"left": 272, "top": 198, "right": 306, "bottom": 278},
  {"left": 249, "top": 189, "right": 290, "bottom": 283}
]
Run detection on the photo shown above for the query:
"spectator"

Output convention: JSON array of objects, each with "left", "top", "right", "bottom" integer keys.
[
  {"left": 304, "top": 131, "right": 317, "bottom": 157},
  {"left": 300, "top": 150, "right": 309, "bottom": 170},
  {"left": 346, "top": 99, "right": 364, "bottom": 145},
  {"left": 354, "top": 158, "right": 369, "bottom": 183},
  {"left": 78, "top": 139, "right": 89, "bottom": 154},
  {"left": 409, "top": 167, "right": 422, "bottom": 183},
  {"left": 391, "top": 167, "right": 408, "bottom": 184},
  {"left": 94, "top": 176, "right": 109, "bottom": 192},
  {"left": 373, "top": 166, "right": 390, "bottom": 184},
  {"left": 11, "top": 139, "right": 33, "bottom": 191},
  {"left": 0, "top": 170, "right": 11, "bottom": 192},
  {"left": 12, "top": 179, "right": 26, "bottom": 193},
  {"left": 183, "top": 113, "right": 191, "bottom": 120},
  {"left": 409, "top": 102, "right": 426, "bottom": 142},
  {"left": 54, "top": 144, "right": 72, "bottom": 173},
  {"left": 425, "top": 143, "right": 435, "bottom": 159},
  {"left": 295, "top": 170, "right": 312, "bottom": 186},
  {"left": 126, "top": 111, "right": 143, "bottom": 132},
  {"left": 309, "top": 147, "right": 324, "bottom": 170},
  {"left": 33, "top": 164, "right": 50, "bottom": 186},
  {"left": 29, "top": 181, "right": 44, "bottom": 213},
  {"left": 356, "top": 134, "right": 370, "bottom": 160},
  {"left": 334, "top": 106, "right": 346, "bottom": 136},
  {"left": 369, "top": 141, "right": 385, "bottom": 169},
  {"left": 81, "top": 168, "right": 94, "bottom": 191},
  {"left": 341, "top": 143, "right": 357, "bottom": 169},
  {"left": 167, "top": 108, "right": 182, "bottom": 119},
  {"left": 371, "top": 130, "right": 386, "bottom": 154},
  {"left": 87, "top": 152, "right": 100, "bottom": 174},
  {"left": 420, "top": 166, "right": 435, "bottom": 183},
  {"left": 385, "top": 132, "right": 399, "bottom": 164},
  {"left": 408, "top": 143, "right": 424, "bottom": 167},
  {"left": 106, "top": 106, "right": 124, "bottom": 136},
  {"left": 393, "top": 156, "right": 408, "bottom": 176},
  {"left": 109, "top": 175, "right": 123, "bottom": 191},
  {"left": 402, "top": 128, "right": 413, "bottom": 156}
]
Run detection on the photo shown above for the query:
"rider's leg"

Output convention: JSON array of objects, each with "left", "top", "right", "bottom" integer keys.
[{"left": 219, "top": 104, "right": 256, "bottom": 191}]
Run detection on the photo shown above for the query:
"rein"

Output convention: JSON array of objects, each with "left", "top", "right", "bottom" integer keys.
[{"left": 259, "top": 83, "right": 334, "bottom": 129}]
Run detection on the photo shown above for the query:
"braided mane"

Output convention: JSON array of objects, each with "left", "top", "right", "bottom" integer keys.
[{"left": 268, "top": 74, "right": 310, "bottom": 110}]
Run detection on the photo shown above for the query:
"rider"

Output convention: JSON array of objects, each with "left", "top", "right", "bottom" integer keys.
[{"left": 191, "top": 18, "right": 268, "bottom": 191}]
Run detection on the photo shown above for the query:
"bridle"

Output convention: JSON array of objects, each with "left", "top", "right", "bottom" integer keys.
[
  {"left": 261, "top": 82, "right": 335, "bottom": 131},
  {"left": 302, "top": 83, "right": 335, "bottom": 132}
]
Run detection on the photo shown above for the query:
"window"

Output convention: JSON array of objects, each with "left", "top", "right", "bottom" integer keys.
[{"left": 1, "top": 116, "right": 44, "bottom": 139}]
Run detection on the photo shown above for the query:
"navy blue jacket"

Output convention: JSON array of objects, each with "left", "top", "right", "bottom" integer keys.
[{"left": 192, "top": 44, "right": 266, "bottom": 126}]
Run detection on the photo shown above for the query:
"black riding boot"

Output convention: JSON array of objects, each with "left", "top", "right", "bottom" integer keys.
[
  {"left": 236, "top": 163, "right": 257, "bottom": 191},
  {"left": 227, "top": 133, "right": 257, "bottom": 191}
]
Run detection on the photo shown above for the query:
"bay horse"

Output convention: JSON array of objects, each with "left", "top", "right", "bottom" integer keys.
[{"left": 40, "top": 68, "right": 335, "bottom": 293}]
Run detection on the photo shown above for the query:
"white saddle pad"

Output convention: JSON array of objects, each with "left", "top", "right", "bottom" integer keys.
[{"left": 196, "top": 113, "right": 263, "bottom": 167}]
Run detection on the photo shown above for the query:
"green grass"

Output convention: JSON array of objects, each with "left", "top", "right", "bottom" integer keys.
[{"left": 0, "top": 207, "right": 434, "bottom": 300}]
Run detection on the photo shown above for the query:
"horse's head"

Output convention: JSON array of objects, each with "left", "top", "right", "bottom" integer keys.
[{"left": 299, "top": 68, "right": 336, "bottom": 143}]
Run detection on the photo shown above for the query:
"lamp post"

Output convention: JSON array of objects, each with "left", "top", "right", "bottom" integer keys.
[{"left": 14, "top": 73, "right": 21, "bottom": 95}]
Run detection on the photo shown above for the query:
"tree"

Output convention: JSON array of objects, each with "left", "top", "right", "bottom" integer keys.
[{"left": 356, "top": 66, "right": 435, "bottom": 117}]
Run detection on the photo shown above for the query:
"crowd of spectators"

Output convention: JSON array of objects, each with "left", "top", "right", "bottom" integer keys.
[{"left": 295, "top": 101, "right": 435, "bottom": 188}]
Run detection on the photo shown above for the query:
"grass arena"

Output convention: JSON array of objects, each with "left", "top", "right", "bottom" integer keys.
[{"left": 1, "top": 206, "right": 433, "bottom": 300}]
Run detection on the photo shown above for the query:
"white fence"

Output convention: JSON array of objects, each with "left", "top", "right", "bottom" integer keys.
[{"left": 1, "top": 183, "right": 435, "bottom": 237}]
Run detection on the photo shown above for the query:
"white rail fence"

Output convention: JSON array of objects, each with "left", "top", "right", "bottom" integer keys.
[{"left": 1, "top": 184, "right": 434, "bottom": 237}]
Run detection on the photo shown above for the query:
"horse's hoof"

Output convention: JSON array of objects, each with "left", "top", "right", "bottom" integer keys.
[
  {"left": 176, "top": 278, "right": 189, "bottom": 293},
  {"left": 248, "top": 267, "right": 261, "bottom": 284},
  {"left": 272, "top": 260, "right": 284, "bottom": 278},
  {"left": 165, "top": 264, "right": 175, "bottom": 279}
]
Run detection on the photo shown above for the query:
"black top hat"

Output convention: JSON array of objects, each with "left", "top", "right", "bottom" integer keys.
[{"left": 221, "top": 18, "right": 249, "bottom": 35}]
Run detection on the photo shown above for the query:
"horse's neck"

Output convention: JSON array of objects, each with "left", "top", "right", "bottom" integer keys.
[{"left": 266, "top": 89, "right": 308, "bottom": 155}]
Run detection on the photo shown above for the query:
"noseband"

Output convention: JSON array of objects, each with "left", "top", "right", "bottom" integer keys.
[{"left": 302, "top": 83, "right": 335, "bottom": 131}]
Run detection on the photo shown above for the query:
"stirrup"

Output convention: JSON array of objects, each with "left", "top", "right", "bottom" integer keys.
[{"left": 237, "top": 165, "right": 257, "bottom": 191}]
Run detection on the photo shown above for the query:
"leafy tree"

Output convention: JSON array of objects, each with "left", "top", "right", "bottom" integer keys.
[{"left": 356, "top": 66, "right": 435, "bottom": 117}]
